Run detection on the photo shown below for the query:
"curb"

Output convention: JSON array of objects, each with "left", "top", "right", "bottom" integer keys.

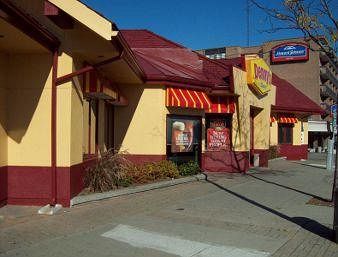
[
  {"left": 268, "top": 157, "right": 286, "bottom": 162},
  {"left": 70, "top": 174, "right": 206, "bottom": 207},
  {"left": 291, "top": 161, "right": 327, "bottom": 170}
]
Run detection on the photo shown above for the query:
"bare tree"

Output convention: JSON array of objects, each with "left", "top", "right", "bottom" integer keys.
[
  {"left": 251, "top": 0, "right": 338, "bottom": 241},
  {"left": 251, "top": 0, "right": 337, "bottom": 59}
]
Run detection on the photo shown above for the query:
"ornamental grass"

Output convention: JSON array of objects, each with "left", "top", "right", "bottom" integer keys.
[{"left": 84, "top": 150, "right": 184, "bottom": 193}]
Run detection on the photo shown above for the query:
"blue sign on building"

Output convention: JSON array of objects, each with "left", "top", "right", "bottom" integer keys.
[
  {"left": 271, "top": 43, "right": 309, "bottom": 63},
  {"left": 331, "top": 104, "right": 336, "bottom": 114}
]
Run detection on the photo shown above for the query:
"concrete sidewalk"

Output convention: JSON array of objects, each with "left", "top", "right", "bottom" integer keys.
[{"left": 0, "top": 159, "right": 337, "bottom": 257}]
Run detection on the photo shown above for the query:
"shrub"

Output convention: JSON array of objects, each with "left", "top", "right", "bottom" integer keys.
[
  {"left": 126, "top": 164, "right": 152, "bottom": 184},
  {"left": 155, "top": 160, "right": 180, "bottom": 179},
  {"left": 84, "top": 150, "right": 132, "bottom": 192},
  {"left": 178, "top": 161, "right": 200, "bottom": 176},
  {"left": 84, "top": 151, "right": 180, "bottom": 192}
]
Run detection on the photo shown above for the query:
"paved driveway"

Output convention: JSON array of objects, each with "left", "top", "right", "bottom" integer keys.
[{"left": 0, "top": 159, "right": 337, "bottom": 257}]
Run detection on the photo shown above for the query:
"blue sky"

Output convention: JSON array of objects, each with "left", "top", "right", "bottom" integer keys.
[{"left": 82, "top": 0, "right": 304, "bottom": 50}]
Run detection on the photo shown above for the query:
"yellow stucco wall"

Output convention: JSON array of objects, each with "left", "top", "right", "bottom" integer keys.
[
  {"left": 0, "top": 0, "right": 121, "bottom": 169},
  {"left": 6, "top": 54, "right": 53, "bottom": 166},
  {"left": 115, "top": 84, "right": 167, "bottom": 155},
  {"left": 0, "top": 54, "right": 8, "bottom": 167},
  {"left": 83, "top": 100, "right": 90, "bottom": 154},
  {"left": 270, "top": 121, "right": 278, "bottom": 146},
  {"left": 57, "top": 53, "right": 84, "bottom": 167},
  {"left": 232, "top": 66, "right": 275, "bottom": 151}
]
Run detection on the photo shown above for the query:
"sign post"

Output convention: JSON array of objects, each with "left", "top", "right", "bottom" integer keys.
[
  {"left": 327, "top": 105, "right": 337, "bottom": 172},
  {"left": 334, "top": 102, "right": 338, "bottom": 242}
]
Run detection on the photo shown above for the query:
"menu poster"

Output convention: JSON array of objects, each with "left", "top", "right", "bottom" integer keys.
[
  {"left": 171, "top": 120, "right": 194, "bottom": 153},
  {"left": 207, "top": 128, "right": 230, "bottom": 150},
  {"left": 207, "top": 119, "right": 230, "bottom": 150}
]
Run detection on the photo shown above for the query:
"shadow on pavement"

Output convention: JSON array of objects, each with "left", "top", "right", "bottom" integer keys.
[
  {"left": 203, "top": 174, "right": 334, "bottom": 241},
  {"left": 248, "top": 174, "right": 330, "bottom": 202}
]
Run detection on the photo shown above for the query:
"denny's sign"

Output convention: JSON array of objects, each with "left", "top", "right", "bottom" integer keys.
[{"left": 246, "top": 58, "right": 272, "bottom": 95}]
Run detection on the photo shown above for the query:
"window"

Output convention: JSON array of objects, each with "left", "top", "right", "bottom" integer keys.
[
  {"left": 104, "top": 103, "right": 114, "bottom": 150},
  {"left": 278, "top": 124, "right": 293, "bottom": 144},
  {"left": 83, "top": 98, "right": 98, "bottom": 157}
]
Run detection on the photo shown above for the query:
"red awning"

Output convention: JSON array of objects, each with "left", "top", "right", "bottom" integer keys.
[
  {"left": 270, "top": 116, "right": 277, "bottom": 123},
  {"left": 278, "top": 115, "right": 298, "bottom": 124},
  {"left": 83, "top": 71, "right": 118, "bottom": 100},
  {"left": 206, "top": 96, "right": 236, "bottom": 114},
  {"left": 166, "top": 87, "right": 211, "bottom": 109}
]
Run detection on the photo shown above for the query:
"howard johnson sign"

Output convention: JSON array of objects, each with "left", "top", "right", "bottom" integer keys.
[{"left": 271, "top": 42, "right": 309, "bottom": 63}]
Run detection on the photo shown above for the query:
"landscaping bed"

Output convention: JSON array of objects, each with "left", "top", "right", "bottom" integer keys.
[{"left": 81, "top": 150, "right": 201, "bottom": 195}]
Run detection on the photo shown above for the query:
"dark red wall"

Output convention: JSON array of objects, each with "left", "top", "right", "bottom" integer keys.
[
  {"left": 125, "top": 154, "right": 166, "bottom": 165},
  {"left": 278, "top": 144, "right": 308, "bottom": 160},
  {"left": 0, "top": 166, "right": 7, "bottom": 207},
  {"left": 252, "top": 149, "right": 269, "bottom": 167},
  {"left": 7, "top": 166, "right": 52, "bottom": 206},
  {"left": 70, "top": 158, "right": 97, "bottom": 199},
  {"left": 3, "top": 158, "right": 98, "bottom": 208},
  {"left": 202, "top": 151, "right": 250, "bottom": 173}
]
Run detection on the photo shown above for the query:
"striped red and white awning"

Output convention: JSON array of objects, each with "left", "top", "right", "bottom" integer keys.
[
  {"left": 166, "top": 87, "right": 211, "bottom": 109},
  {"left": 83, "top": 71, "right": 118, "bottom": 100},
  {"left": 206, "top": 96, "right": 236, "bottom": 114},
  {"left": 278, "top": 115, "right": 298, "bottom": 123}
]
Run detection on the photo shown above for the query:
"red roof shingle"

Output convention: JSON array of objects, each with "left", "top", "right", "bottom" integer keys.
[
  {"left": 120, "top": 30, "right": 230, "bottom": 88},
  {"left": 272, "top": 74, "right": 323, "bottom": 114}
]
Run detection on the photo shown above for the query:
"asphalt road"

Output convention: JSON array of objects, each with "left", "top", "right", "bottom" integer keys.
[{"left": 0, "top": 159, "right": 337, "bottom": 257}]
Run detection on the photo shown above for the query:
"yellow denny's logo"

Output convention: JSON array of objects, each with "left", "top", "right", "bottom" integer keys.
[{"left": 246, "top": 58, "right": 272, "bottom": 95}]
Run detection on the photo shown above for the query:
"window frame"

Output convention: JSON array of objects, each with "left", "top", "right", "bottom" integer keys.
[{"left": 278, "top": 123, "right": 294, "bottom": 144}]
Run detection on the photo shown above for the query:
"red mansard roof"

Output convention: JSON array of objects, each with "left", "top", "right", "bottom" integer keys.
[
  {"left": 272, "top": 74, "right": 323, "bottom": 115},
  {"left": 120, "top": 30, "right": 230, "bottom": 88}
]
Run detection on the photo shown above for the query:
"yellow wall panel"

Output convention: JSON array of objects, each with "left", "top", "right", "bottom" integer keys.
[
  {"left": 232, "top": 67, "right": 275, "bottom": 151},
  {"left": 115, "top": 84, "right": 167, "bottom": 155},
  {"left": 0, "top": 54, "right": 8, "bottom": 167},
  {"left": 6, "top": 54, "right": 52, "bottom": 166},
  {"left": 270, "top": 121, "right": 278, "bottom": 146}
]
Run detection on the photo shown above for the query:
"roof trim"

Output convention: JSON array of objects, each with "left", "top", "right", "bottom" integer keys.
[
  {"left": 272, "top": 105, "right": 324, "bottom": 115},
  {"left": 0, "top": 1, "right": 60, "bottom": 51},
  {"left": 48, "top": 0, "right": 117, "bottom": 40}
]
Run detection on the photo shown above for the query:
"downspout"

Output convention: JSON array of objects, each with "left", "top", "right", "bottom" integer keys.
[{"left": 51, "top": 49, "right": 58, "bottom": 206}]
